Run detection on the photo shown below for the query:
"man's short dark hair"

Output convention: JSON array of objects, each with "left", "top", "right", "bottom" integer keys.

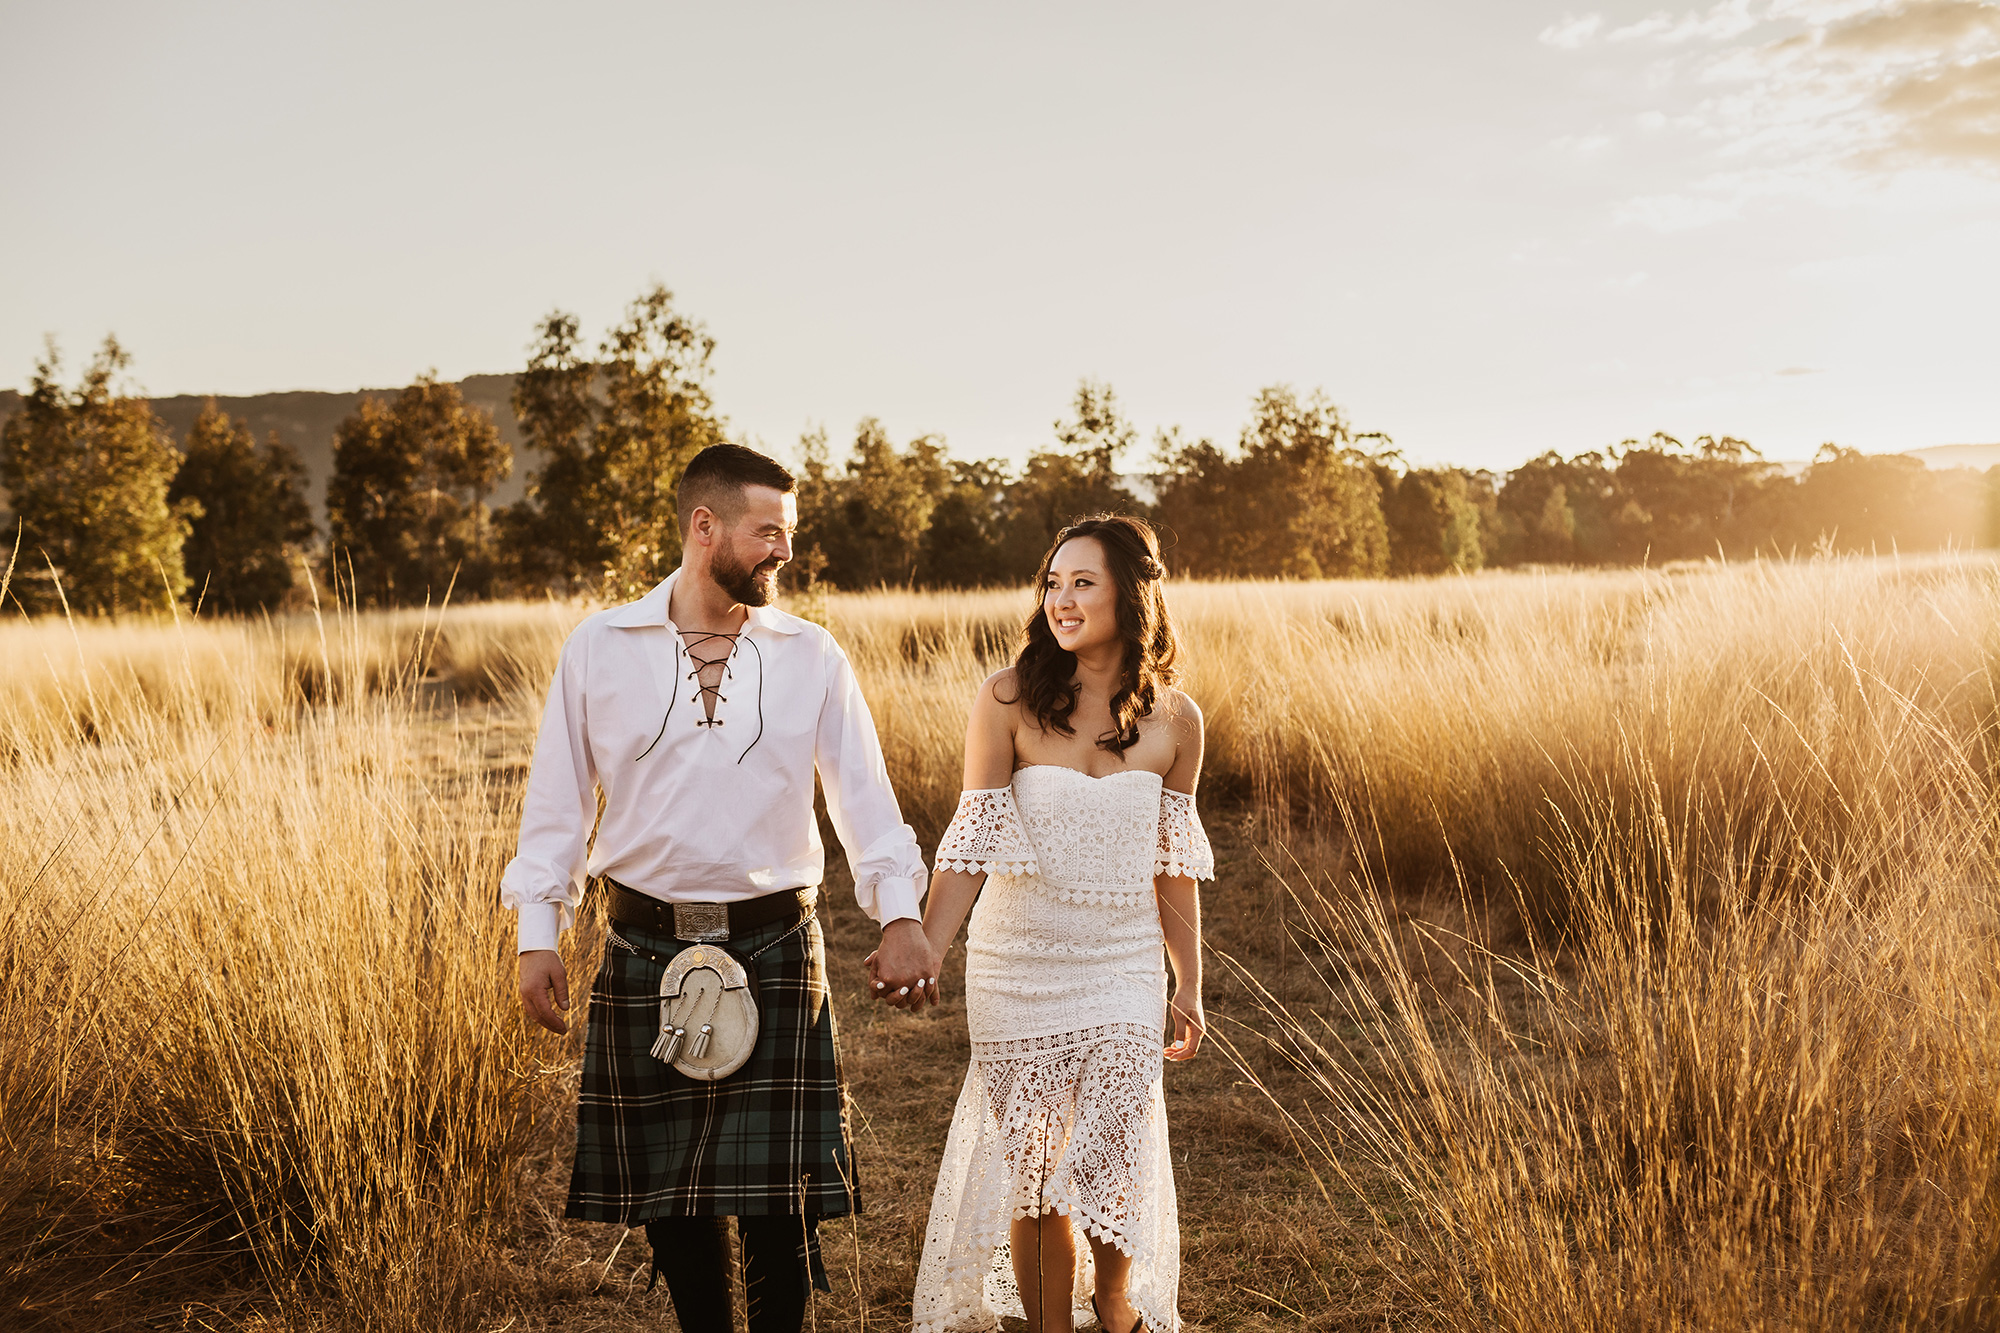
[{"left": 676, "top": 444, "right": 796, "bottom": 536}]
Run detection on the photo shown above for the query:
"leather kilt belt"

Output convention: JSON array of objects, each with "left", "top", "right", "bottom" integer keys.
[{"left": 604, "top": 879, "right": 817, "bottom": 941}]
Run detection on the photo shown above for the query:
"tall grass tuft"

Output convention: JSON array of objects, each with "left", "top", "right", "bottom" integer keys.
[
  {"left": 0, "top": 597, "right": 577, "bottom": 1329},
  {"left": 1228, "top": 555, "right": 2000, "bottom": 1330}
]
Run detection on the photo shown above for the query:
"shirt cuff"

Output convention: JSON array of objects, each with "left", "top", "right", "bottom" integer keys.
[
  {"left": 517, "top": 901, "right": 564, "bottom": 954},
  {"left": 871, "top": 876, "right": 923, "bottom": 927}
]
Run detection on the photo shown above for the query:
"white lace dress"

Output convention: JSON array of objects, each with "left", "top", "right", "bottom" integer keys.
[{"left": 912, "top": 765, "right": 1216, "bottom": 1333}]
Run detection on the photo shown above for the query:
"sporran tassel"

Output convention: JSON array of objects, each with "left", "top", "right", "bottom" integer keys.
[
  {"left": 650, "top": 1000, "right": 685, "bottom": 1062},
  {"left": 691, "top": 1023, "right": 713, "bottom": 1059}
]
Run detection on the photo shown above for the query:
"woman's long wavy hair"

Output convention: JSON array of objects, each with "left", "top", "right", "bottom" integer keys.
[{"left": 1006, "top": 514, "right": 1181, "bottom": 754}]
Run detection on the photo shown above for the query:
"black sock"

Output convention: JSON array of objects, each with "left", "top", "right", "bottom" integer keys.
[
  {"left": 737, "top": 1215, "right": 810, "bottom": 1333},
  {"left": 645, "top": 1217, "right": 732, "bottom": 1333}
]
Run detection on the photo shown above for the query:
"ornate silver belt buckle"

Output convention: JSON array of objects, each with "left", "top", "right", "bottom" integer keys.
[{"left": 672, "top": 902, "right": 731, "bottom": 942}]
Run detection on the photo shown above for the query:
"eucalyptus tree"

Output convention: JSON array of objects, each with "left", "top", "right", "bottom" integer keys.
[
  {"left": 169, "top": 401, "right": 315, "bottom": 612},
  {"left": 326, "top": 374, "right": 510, "bottom": 605},
  {"left": 0, "top": 337, "right": 191, "bottom": 615}
]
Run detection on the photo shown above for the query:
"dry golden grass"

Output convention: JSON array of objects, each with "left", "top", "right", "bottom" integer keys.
[
  {"left": 2, "top": 555, "right": 1995, "bottom": 1330},
  {"left": 0, "top": 630, "right": 554, "bottom": 1328},
  {"left": 1181, "top": 558, "right": 2000, "bottom": 1330},
  {"left": 0, "top": 592, "right": 580, "bottom": 751}
]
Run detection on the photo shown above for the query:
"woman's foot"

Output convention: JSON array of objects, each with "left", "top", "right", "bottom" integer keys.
[{"left": 1091, "top": 1292, "right": 1145, "bottom": 1333}]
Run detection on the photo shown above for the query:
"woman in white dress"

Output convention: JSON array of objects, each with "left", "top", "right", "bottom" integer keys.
[{"left": 872, "top": 515, "right": 1214, "bottom": 1333}]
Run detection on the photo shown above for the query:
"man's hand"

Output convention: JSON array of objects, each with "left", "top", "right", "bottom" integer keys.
[
  {"left": 519, "top": 949, "right": 571, "bottom": 1034},
  {"left": 869, "top": 918, "right": 942, "bottom": 1010}
]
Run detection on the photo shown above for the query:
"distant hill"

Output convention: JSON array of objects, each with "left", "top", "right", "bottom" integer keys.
[
  {"left": 1769, "top": 444, "right": 1998, "bottom": 474},
  {"left": 0, "top": 374, "right": 542, "bottom": 523},
  {"left": 1903, "top": 443, "right": 2000, "bottom": 472}
]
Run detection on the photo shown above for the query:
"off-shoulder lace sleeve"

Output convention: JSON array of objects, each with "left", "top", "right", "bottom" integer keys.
[
  {"left": 1155, "top": 788, "right": 1215, "bottom": 880},
  {"left": 934, "top": 788, "right": 1039, "bottom": 876}
]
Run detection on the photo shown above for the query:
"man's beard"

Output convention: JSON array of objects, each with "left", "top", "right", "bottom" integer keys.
[{"left": 711, "top": 544, "right": 781, "bottom": 607}]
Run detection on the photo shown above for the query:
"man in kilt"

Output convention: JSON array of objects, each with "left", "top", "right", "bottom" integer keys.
[{"left": 506, "top": 444, "right": 941, "bottom": 1333}]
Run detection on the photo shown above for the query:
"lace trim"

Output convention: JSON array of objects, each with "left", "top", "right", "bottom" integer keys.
[
  {"left": 915, "top": 1022, "right": 1175, "bottom": 1333},
  {"left": 1048, "top": 885, "right": 1154, "bottom": 907},
  {"left": 971, "top": 1021, "right": 1161, "bottom": 1062},
  {"left": 1008, "top": 1187, "right": 1139, "bottom": 1252},
  {"left": 1154, "top": 789, "right": 1215, "bottom": 881},
  {"left": 935, "top": 788, "right": 1039, "bottom": 877},
  {"left": 936, "top": 858, "right": 1037, "bottom": 876}
]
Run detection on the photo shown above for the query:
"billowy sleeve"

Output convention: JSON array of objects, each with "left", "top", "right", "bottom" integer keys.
[
  {"left": 816, "top": 640, "right": 928, "bottom": 925},
  {"left": 499, "top": 632, "right": 598, "bottom": 953},
  {"left": 1155, "top": 788, "right": 1215, "bottom": 881},
  {"left": 934, "top": 787, "right": 1039, "bottom": 876}
]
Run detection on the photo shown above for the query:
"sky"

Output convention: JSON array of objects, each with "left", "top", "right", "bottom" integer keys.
[{"left": 1, "top": 0, "right": 1995, "bottom": 473}]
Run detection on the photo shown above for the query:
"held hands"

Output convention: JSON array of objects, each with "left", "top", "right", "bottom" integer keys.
[
  {"left": 519, "top": 949, "right": 570, "bottom": 1035},
  {"left": 1165, "top": 989, "right": 1204, "bottom": 1061},
  {"left": 867, "top": 918, "right": 943, "bottom": 1012}
]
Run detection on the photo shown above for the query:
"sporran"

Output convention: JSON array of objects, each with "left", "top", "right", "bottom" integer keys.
[
  {"left": 650, "top": 943, "right": 760, "bottom": 1080},
  {"left": 609, "top": 906, "right": 816, "bottom": 1082}
]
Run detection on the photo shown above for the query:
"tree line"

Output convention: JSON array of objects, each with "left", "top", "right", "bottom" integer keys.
[
  {"left": 796, "top": 388, "right": 1991, "bottom": 590},
  {"left": 2, "top": 285, "right": 1993, "bottom": 616}
]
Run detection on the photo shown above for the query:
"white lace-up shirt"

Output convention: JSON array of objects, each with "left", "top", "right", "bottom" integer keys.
[{"left": 500, "top": 569, "right": 927, "bottom": 953}]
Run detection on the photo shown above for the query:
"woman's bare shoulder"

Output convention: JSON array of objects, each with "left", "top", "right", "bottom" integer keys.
[
  {"left": 1161, "top": 687, "right": 1204, "bottom": 737},
  {"left": 968, "top": 668, "right": 1026, "bottom": 730},
  {"left": 962, "top": 668, "right": 1023, "bottom": 783},
  {"left": 975, "top": 667, "right": 1020, "bottom": 708}
]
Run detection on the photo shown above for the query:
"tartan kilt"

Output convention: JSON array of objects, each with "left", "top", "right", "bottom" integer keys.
[{"left": 564, "top": 908, "right": 858, "bottom": 1223}]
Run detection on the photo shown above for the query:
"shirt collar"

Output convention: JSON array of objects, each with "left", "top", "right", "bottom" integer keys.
[{"left": 604, "top": 567, "right": 805, "bottom": 635}]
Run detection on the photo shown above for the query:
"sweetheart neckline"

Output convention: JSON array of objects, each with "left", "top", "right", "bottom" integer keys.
[{"left": 1012, "top": 764, "right": 1165, "bottom": 784}]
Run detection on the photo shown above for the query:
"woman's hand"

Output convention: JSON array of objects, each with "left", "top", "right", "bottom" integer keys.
[
  {"left": 867, "top": 921, "right": 943, "bottom": 1011},
  {"left": 1165, "top": 989, "right": 1204, "bottom": 1061}
]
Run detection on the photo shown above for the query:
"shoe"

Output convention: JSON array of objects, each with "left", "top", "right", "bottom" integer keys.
[{"left": 1091, "top": 1294, "right": 1145, "bottom": 1333}]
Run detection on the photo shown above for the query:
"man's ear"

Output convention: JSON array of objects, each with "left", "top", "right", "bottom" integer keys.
[{"left": 686, "top": 505, "right": 717, "bottom": 548}]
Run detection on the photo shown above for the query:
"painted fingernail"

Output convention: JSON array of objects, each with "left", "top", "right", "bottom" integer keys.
[
  {"left": 899, "top": 987, "right": 909, "bottom": 996},
  {"left": 875, "top": 982, "right": 885, "bottom": 989}
]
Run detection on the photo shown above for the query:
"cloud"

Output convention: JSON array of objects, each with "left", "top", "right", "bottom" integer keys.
[
  {"left": 1546, "top": 0, "right": 2000, "bottom": 220},
  {"left": 1874, "top": 49, "right": 2000, "bottom": 162},
  {"left": 1541, "top": 12, "right": 1606, "bottom": 47},
  {"left": 1788, "top": 250, "right": 1898, "bottom": 278},
  {"left": 1773, "top": 2, "right": 2000, "bottom": 168},
  {"left": 1608, "top": 0, "right": 1766, "bottom": 44},
  {"left": 1614, "top": 193, "right": 1747, "bottom": 227},
  {"left": 1821, "top": 0, "right": 2000, "bottom": 53},
  {"left": 1548, "top": 131, "right": 1618, "bottom": 153},
  {"left": 1775, "top": 365, "right": 1824, "bottom": 373}
]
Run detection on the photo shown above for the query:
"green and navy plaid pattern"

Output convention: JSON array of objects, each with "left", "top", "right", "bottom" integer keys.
[{"left": 564, "top": 912, "right": 858, "bottom": 1223}]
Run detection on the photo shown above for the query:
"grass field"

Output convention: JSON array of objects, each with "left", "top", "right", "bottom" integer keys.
[{"left": 2, "top": 556, "right": 1996, "bottom": 1331}]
